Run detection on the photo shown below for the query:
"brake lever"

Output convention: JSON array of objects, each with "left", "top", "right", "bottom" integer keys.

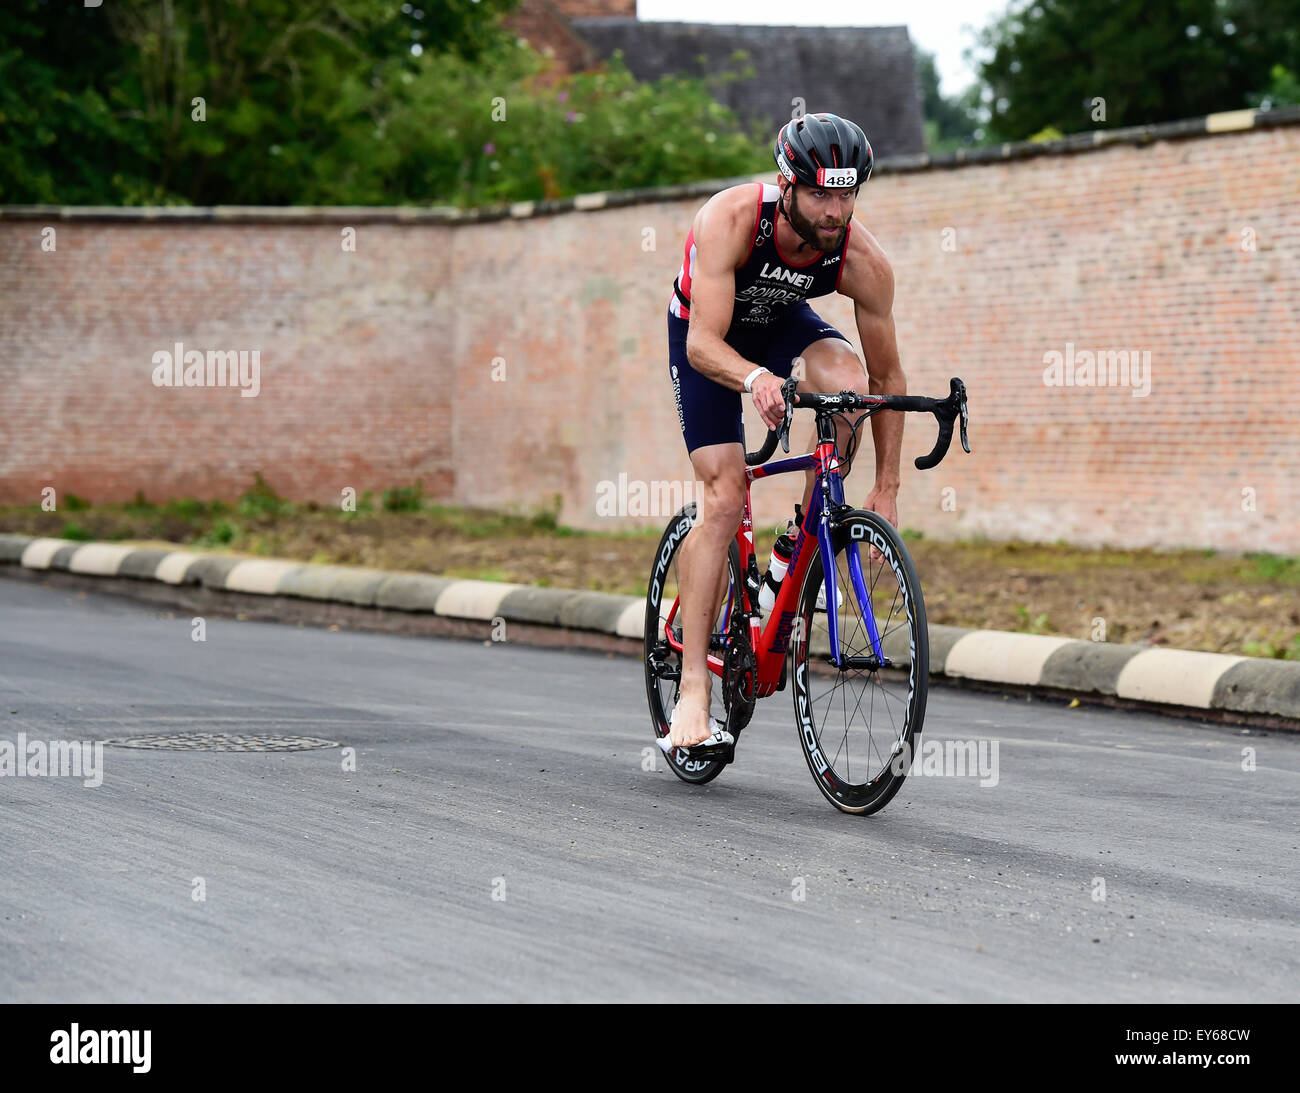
[
  {"left": 779, "top": 377, "right": 797, "bottom": 453},
  {"left": 952, "top": 377, "right": 971, "bottom": 454}
]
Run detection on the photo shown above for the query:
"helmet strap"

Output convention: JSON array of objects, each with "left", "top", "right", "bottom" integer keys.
[{"left": 778, "top": 181, "right": 816, "bottom": 253}]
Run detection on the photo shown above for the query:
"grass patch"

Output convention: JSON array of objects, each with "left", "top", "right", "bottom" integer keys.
[
  {"left": 1243, "top": 634, "right": 1300, "bottom": 661},
  {"left": 382, "top": 484, "right": 424, "bottom": 513},
  {"left": 1245, "top": 552, "right": 1300, "bottom": 584},
  {"left": 195, "top": 520, "right": 239, "bottom": 547}
]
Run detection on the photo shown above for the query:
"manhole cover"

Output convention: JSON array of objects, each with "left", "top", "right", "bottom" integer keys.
[{"left": 102, "top": 733, "right": 339, "bottom": 752}]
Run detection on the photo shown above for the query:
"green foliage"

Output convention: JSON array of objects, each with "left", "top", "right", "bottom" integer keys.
[
  {"left": 164, "top": 497, "right": 209, "bottom": 521},
  {"left": 59, "top": 521, "right": 90, "bottom": 541},
  {"left": 383, "top": 47, "right": 769, "bottom": 207},
  {"left": 1245, "top": 552, "right": 1300, "bottom": 583},
  {"left": 1, "top": 0, "right": 768, "bottom": 207},
  {"left": 974, "top": 0, "right": 1300, "bottom": 142},
  {"left": 915, "top": 45, "right": 984, "bottom": 152},
  {"left": 529, "top": 494, "right": 565, "bottom": 533},
  {"left": 1243, "top": 634, "right": 1300, "bottom": 660},
  {"left": 124, "top": 490, "right": 153, "bottom": 515},
  {"left": 381, "top": 484, "right": 424, "bottom": 512},
  {"left": 196, "top": 520, "right": 239, "bottom": 547},
  {"left": 1016, "top": 605, "right": 1051, "bottom": 634},
  {"left": 62, "top": 493, "right": 90, "bottom": 512},
  {"left": 237, "top": 473, "right": 291, "bottom": 518},
  {"left": 1250, "top": 64, "right": 1300, "bottom": 108}
]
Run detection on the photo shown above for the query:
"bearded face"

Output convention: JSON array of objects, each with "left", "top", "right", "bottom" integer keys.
[{"left": 784, "top": 181, "right": 856, "bottom": 252}]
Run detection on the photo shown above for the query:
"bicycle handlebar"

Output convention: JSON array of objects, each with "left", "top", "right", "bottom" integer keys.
[{"left": 744, "top": 376, "right": 971, "bottom": 470}]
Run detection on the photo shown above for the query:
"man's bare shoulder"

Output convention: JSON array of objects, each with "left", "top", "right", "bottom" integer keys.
[
  {"left": 839, "top": 218, "right": 894, "bottom": 311},
  {"left": 692, "top": 182, "right": 762, "bottom": 264},
  {"left": 700, "top": 181, "right": 762, "bottom": 221}
]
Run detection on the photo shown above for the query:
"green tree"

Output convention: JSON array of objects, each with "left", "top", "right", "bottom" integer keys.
[
  {"left": 0, "top": 0, "right": 521, "bottom": 204},
  {"left": 915, "top": 45, "right": 983, "bottom": 152},
  {"left": 974, "top": 0, "right": 1300, "bottom": 142},
  {"left": 1249, "top": 63, "right": 1300, "bottom": 107},
  {"left": 0, "top": 0, "right": 770, "bottom": 207}
]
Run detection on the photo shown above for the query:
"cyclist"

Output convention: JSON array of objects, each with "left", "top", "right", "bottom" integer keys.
[{"left": 665, "top": 112, "right": 909, "bottom": 751}]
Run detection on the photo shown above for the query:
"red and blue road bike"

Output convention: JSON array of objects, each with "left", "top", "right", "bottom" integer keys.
[{"left": 644, "top": 377, "right": 970, "bottom": 814}]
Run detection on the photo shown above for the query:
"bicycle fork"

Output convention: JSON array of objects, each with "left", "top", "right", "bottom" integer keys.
[{"left": 813, "top": 451, "right": 890, "bottom": 671}]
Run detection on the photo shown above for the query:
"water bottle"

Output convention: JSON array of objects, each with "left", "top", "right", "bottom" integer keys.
[{"left": 759, "top": 507, "right": 802, "bottom": 612}]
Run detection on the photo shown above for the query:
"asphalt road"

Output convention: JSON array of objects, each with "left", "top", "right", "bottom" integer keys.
[{"left": 1, "top": 577, "right": 1296, "bottom": 1002}]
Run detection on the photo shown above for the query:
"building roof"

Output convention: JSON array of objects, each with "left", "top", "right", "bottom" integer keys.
[{"left": 569, "top": 18, "right": 925, "bottom": 156}]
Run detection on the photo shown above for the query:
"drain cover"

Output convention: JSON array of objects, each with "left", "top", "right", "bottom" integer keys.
[{"left": 102, "top": 733, "right": 339, "bottom": 752}]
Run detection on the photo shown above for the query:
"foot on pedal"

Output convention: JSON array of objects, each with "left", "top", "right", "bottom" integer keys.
[{"left": 657, "top": 710, "right": 735, "bottom": 762}]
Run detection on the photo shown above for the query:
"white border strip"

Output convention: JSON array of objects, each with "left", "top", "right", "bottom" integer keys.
[
  {"left": 68, "top": 543, "right": 135, "bottom": 575},
  {"left": 224, "top": 559, "right": 301, "bottom": 595},
  {"left": 614, "top": 599, "right": 644, "bottom": 639},
  {"left": 1116, "top": 649, "right": 1246, "bottom": 708},
  {"left": 20, "top": 538, "right": 68, "bottom": 569},
  {"left": 155, "top": 551, "right": 201, "bottom": 585},
  {"left": 435, "top": 579, "right": 524, "bottom": 620},
  {"left": 945, "top": 631, "right": 1075, "bottom": 686}
]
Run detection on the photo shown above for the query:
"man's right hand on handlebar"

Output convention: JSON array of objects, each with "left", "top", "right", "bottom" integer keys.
[{"left": 749, "top": 370, "right": 787, "bottom": 431}]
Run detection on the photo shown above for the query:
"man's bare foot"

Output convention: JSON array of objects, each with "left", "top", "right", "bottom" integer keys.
[{"left": 668, "top": 692, "right": 714, "bottom": 748}]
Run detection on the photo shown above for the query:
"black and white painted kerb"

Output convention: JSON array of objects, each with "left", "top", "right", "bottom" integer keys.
[{"left": 2, "top": 533, "right": 1297, "bottom": 725}]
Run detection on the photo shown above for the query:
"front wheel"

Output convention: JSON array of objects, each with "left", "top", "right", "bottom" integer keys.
[{"left": 790, "top": 509, "right": 929, "bottom": 814}]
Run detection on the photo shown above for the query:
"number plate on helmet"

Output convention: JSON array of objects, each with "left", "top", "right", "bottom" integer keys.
[{"left": 817, "top": 167, "right": 857, "bottom": 187}]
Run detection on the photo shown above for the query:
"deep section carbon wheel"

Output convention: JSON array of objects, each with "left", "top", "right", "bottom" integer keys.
[
  {"left": 644, "top": 503, "right": 742, "bottom": 785},
  {"left": 790, "top": 509, "right": 929, "bottom": 814}
]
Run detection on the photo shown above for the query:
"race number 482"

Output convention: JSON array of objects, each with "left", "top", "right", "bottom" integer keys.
[{"left": 817, "top": 168, "right": 857, "bottom": 187}]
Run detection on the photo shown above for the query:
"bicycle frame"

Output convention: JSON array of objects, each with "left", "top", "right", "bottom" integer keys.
[{"left": 661, "top": 419, "right": 883, "bottom": 698}]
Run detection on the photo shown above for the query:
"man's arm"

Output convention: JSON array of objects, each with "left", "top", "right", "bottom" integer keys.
[
  {"left": 840, "top": 228, "right": 907, "bottom": 501},
  {"left": 684, "top": 189, "right": 787, "bottom": 430}
]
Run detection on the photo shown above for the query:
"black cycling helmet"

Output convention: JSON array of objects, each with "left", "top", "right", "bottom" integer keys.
[{"left": 773, "top": 112, "right": 873, "bottom": 191}]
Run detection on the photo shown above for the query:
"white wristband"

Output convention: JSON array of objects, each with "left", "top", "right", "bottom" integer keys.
[{"left": 743, "top": 366, "right": 770, "bottom": 393}]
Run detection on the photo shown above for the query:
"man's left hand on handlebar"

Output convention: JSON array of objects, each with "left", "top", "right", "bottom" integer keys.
[{"left": 748, "top": 370, "right": 787, "bottom": 431}]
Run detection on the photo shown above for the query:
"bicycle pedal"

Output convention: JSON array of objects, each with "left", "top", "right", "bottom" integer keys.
[
  {"left": 686, "top": 740, "right": 735, "bottom": 764},
  {"left": 656, "top": 726, "right": 736, "bottom": 764}
]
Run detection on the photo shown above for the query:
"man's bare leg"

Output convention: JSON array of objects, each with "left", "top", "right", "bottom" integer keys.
[{"left": 670, "top": 442, "right": 747, "bottom": 748}]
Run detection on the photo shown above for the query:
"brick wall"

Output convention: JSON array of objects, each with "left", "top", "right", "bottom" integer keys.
[
  {"left": 0, "top": 222, "right": 458, "bottom": 506},
  {"left": 503, "top": 1, "right": 597, "bottom": 76},
  {"left": 550, "top": 0, "right": 636, "bottom": 17},
  {"left": 2, "top": 120, "right": 1297, "bottom": 552}
]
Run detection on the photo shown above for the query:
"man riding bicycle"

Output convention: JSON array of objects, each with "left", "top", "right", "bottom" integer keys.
[{"left": 666, "top": 111, "right": 909, "bottom": 751}]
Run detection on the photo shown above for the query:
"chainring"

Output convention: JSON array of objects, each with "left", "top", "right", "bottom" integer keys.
[{"left": 722, "top": 620, "right": 757, "bottom": 736}]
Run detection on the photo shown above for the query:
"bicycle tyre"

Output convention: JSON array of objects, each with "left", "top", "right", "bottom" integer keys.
[{"left": 790, "top": 508, "right": 929, "bottom": 814}]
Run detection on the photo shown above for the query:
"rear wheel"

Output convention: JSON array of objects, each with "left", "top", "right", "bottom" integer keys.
[
  {"left": 644, "top": 504, "right": 742, "bottom": 785},
  {"left": 790, "top": 509, "right": 929, "bottom": 814}
]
